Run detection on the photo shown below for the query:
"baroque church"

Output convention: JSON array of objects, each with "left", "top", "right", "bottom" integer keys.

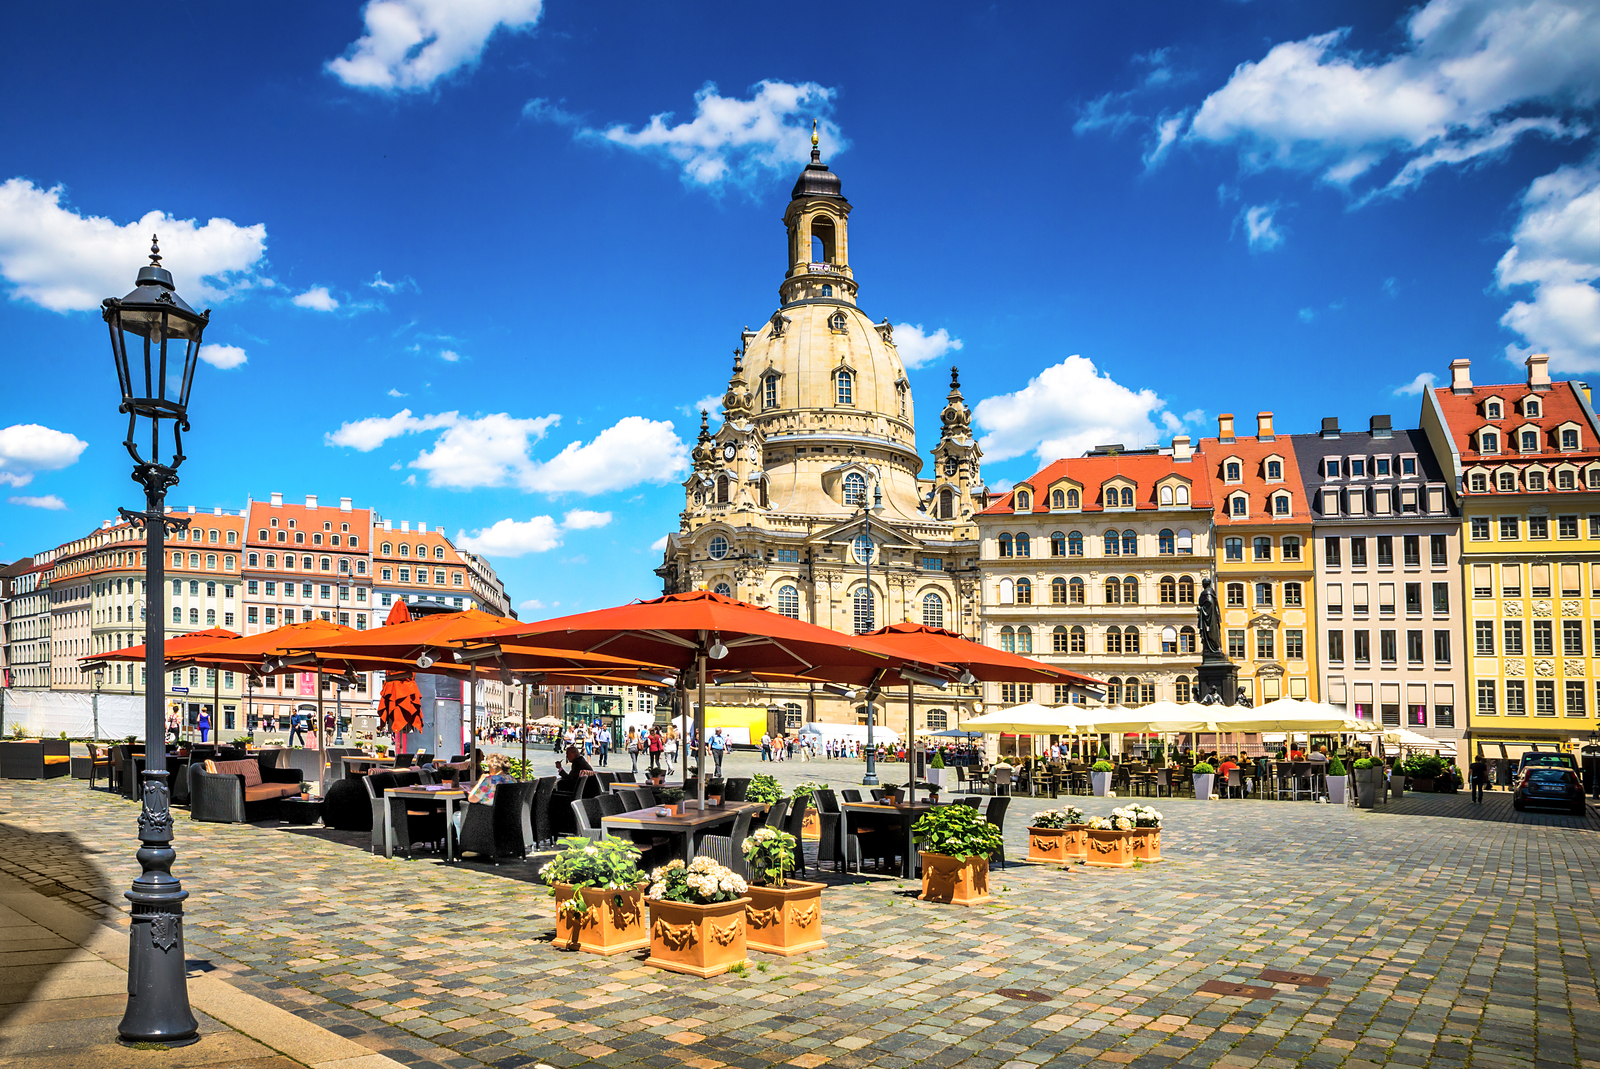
[{"left": 655, "top": 132, "right": 987, "bottom": 730}]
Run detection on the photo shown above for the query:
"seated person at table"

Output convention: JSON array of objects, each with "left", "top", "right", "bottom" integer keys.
[
  {"left": 449, "top": 754, "right": 516, "bottom": 832},
  {"left": 554, "top": 745, "right": 594, "bottom": 791},
  {"left": 1218, "top": 754, "right": 1239, "bottom": 779}
]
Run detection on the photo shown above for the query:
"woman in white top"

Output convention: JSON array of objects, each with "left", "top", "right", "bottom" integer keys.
[{"left": 665, "top": 726, "right": 679, "bottom": 773}]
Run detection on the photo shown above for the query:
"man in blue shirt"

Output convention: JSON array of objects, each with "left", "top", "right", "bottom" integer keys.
[{"left": 710, "top": 728, "right": 727, "bottom": 776}]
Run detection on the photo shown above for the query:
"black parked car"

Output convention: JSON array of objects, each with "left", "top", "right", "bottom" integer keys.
[{"left": 1512, "top": 766, "right": 1587, "bottom": 815}]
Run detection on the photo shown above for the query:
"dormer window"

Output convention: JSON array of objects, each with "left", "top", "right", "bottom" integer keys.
[
  {"left": 1480, "top": 431, "right": 1499, "bottom": 454},
  {"left": 1498, "top": 470, "right": 1517, "bottom": 491},
  {"left": 1470, "top": 471, "right": 1487, "bottom": 492},
  {"left": 1350, "top": 459, "right": 1365, "bottom": 477},
  {"left": 1520, "top": 429, "right": 1539, "bottom": 452},
  {"left": 1225, "top": 461, "right": 1242, "bottom": 482},
  {"left": 1375, "top": 458, "right": 1390, "bottom": 476},
  {"left": 1015, "top": 491, "right": 1031, "bottom": 511},
  {"left": 1067, "top": 489, "right": 1080, "bottom": 508},
  {"left": 1525, "top": 399, "right": 1540, "bottom": 418},
  {"left": 1527, "top": 469, "right": 1546, "bottom": 491},
  {"left": 1274, "top": 493, "right": 1291, "bottom": 516},
  {"left": 1266, "top": 460, "right": 1282, "bottom": 481},
  {"left": 1486, "top": 401, "right": 1502, "bottom": 419},
  {"left": 763, "top": 375, "right": 778, "bottom": 409},
  {"left": 1325, "top": 459, "right": 1341, "bottom": 477},
  {"left": 1561, "top": 427, "right": 1580, "bottom": 450},
  {"left": 1230, "top": 494, "right": 1248, "bottom": 517},
  {"left": 835, "top": 369, "right": 853, "bottom": 406},
  {"left": 1051, "top": 489, "right": 1065, "bottom": 509}
]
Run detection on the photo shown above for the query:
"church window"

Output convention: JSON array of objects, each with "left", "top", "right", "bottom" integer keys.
[
  {"left": 1015, "top": 533, "right": 1031, "bottom": 557},
  {"left": 1051, "top": 489, "right": 1064, "bottom": 509},
  {"left": 997, "top": 534, "right": 1013, "bottom": 558},
  {"left": 1015, "top": 491, "right": 1031, "bottom": 511},
  {"left": 852, "top": 586, "right": 875, "bottom": 634},
  {"left": 835, "top": 368, "right": 853, "bottom": 405},
  {"left": 922, "top": 593, "right": 944, "bottom": 629},
  {"left": 763, "top": 375, "right": 778, "bottom": 409},
  {"left": 1122, "top": 530, "right": 1137, "bottom": 556},
  {"left": 707, "top": 535, "right": 730, "bottom": 560},
  {"left": 1050, "top": 531, "right": 1066, "bottom": 556},
  {"left": 714, "top": 582, "right": 732, "bottom": 597},
  {"left": 938, "top": 488, "right": 955, "bottom": 519},
  {"left": 821, "top": 284, "right": 832, "bottom": 297},
  {"left": 716, "top": 475, "right": 730, "bottom": 504},
  {"left": 843, "top": 471, "right": 867, "bottom": 506},
  {"left": 777, "top": 585, "right": 800, "bottom": 619},
  {"left": 758, "top": 480, "right": 769, "bottom": 507},
  {"left": 1067, "top": 489, "right": 1080, "bottom": 508},
  {"left": 1120, "top": 487, "right": 1134, "bottom": 507},
  {"left": 1068, "top": 531, "right": 1083, "bottom": 556},
  {"left": 1015, "top": 578, "right": 1032, "bottom": 605},
  {"left": 829, "top": 312, "right": 848, "bottom": 334}
]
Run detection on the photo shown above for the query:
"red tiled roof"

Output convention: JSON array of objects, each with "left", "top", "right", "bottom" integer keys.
[
  {"left": 245, "top": 501, "right": 371, "bottom": 550},
  {"left": 1432, "top": 380, "right": 1600, "bottom": 463},
  {"left": 976, "top": 454, "right": 1212, "bottom": 516},
  {"left": 1194, "top": 435, "right": 1311, "bottom": 526}
]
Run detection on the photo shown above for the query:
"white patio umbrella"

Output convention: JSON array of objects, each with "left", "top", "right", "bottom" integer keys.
[{"left": 959, "top": 703, "right": 1098, "bottom": 734}]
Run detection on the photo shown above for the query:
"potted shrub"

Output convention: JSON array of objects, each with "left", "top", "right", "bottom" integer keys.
[
  {"left": 746, "top": 772, "right": 783, "bottom": 805},
  {"left": 1388, "top": 760, "right": 1405, "bottom": 800},
  {"left": 1125, "top": 804, "right": 1163, "bottom": 862},
  {"left": 1353, "top": 758, "right": 1383, "bottom": 808},
  {"left": 1085, "top": 812, "right": 1137, "bottom": 868},
  {"left": 655, "top": 786, "right": 685, "bottom": 814},
  {"left": 646, "top": 764, "right": 668, "bottom": 786},
  {"left": 740, "top": 826, "right": 826, "bottom": 956},
  {"left": 1089, "top": 760, "right": 1115, "bottom": 797},
  {"left": 1026, "top": 807, "right": 1081, "bottom": 865},
  {"left": 644, "top": 858, "right": 750, "bottom": 977},
  {"left": 927, "top": 749, "right": 949, "bottom": 791},
  {"left": 542, "top": 836, "right": 649, "bottom": 956},
  {"left": 793, "top": 782, "right": 828, "bottom": 839},
  {"left": 912, "top": 802, "right": 1002, "bottom": 906},
  {"left": 1191, "top": 761, "right": 1216, "bottom": 801},
  {"left": 1325, "top": 754, "right": 1347, "bottom": 805},
  {"left": 1406, "top": 754, "right": 1447, "bottom": 793}
]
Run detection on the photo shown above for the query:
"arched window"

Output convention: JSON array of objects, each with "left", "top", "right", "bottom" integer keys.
[
  {"left": 1160, "top": 486, "right": 1173, "bottom": 506},
  {"left": 1050, "top": 531, "right": 1067, "bottom": 556},
  {"left": 777, "top": 584, "right": 800, "bottom": 619},
  {"left": 1521, "top": 429, "right": 1539, "bottom": 452},
  {"left": 922, "top": 592, "right": 944, "bottom": 628},
  {"left": 1486, "top": 401, "right": 1502, "bottom": 418},
  {"left": 319, "top": 556, "right": 331, "bottom": 572},
  {"left": 1069, "top": 625, "right": 1087, "bottom": 653},
  {"left": 1274, "top": 494, "right": 1291, "bottom": 515},
  {"left": 1015, "top": 533, "right": 1031, "bottom": 557},
  {"left": 1051, "top": 577, "right": 1069, "bottom": 604},
  {"left": 1125, "top": 629, "right": 1141, "bottom": 654},
  {"left": 1284, "top": 581, "right": 1303, "bottom": 607},
  {"left": 1051, "top": 489, "right": 1064, "bottom": 509},
  {"left": 1176, "top": 485, "right": 1189, "bottom": 505},
  {"left": 714, "top": 582, "right": 733, "bottom": 596},
  {"left": 189, "top": 608, "right": 199, "bottom": 625},
  {"left": 852, "top": 586, "right": 874, "bottom": 634},
  {"left": 1015, "top": 491, "right": 1031, "bottom": 511},
  {"left": 356, "top": 559, "right": 367, "bottom": 575},
  {"left": 1015, "top": 578, "right": 1033, "bottom": 605},
  {"left": 1125, "top": 677, "right": 1143, "bottom": 705},
  {"left": 835, "top": 368, "right": 853, "bottom": 405},
  {"left": 842, "top": 471, "right": 867, "bottom": 507},
  {"left": 852, "top": 534, "right": 874, "bottom": 564},
  {"left": 1471, "top": 471, "right": 1488, "bottom": 492},
  {"left": 1267, "top": 460, "right": 1282, "bottom": 480},
  {"left": 205, "top": 581, "right": 216, "bottom": 596},
  {"left": 707, "top": 535, "right": 730, "bottom": 560},
  {"left": 829, "top": 311, "right": 847, "bottom": 332},
  {"left": 1104, "top": 578, "right": 1122, "bottom": 604},
  {"left": 381, "top": 542, "right": 392, "bottom": 555},
  {"left": 820, "top": 283, "right": 832, "bottom": 298},
  {"left": 1179, "top": 627, "right": 1196, "bottom": 654},
  {"left": 1159, "top": 576, "right": 1176, "bottom": 604},
  {"left": 339, "top": 557, "right": 350, "bottom": 574},
  {"left": 1120, "top": 487, "right": 1134, "bottom": 507},
  {"left": 1158, "top": 528, "right": 1175, "bottom": 554},
  {"left": 1499, "top": 470, "right": 1517, "bottom": 491},
  {"left": 1481, "top": 431, "right": 1499, "bottom": 453},
  {"left": 1068, "top": 531, "right": 1084, "bottom": 556},
  {"left": 716, "top": 475, "right": 730, "bottom": 504},
  {"left": 763, "top": 375, "right": 778, "bottom": 409},
  {"left": 1105, "top": 629, "right": 1122, "bottom": 655},
  {"left": 997, "top": 533, "right": 1013, "bottom": 558},
  {"left": 1231, "top": 494, "right": 1248, "bottom": 516},
  {"left": 939, "top": 488, "right": 955, "bottom": 519},
  {"left": 1527, "top": 469, "right": 1546, "bottom": 490},
  {"left": 1069, "top": 577, "right": 1085, "bottom": 604},
  {"left": 998, "top": 578, "right": 1014, "bottom": 604},
  {"left": 1281, "top": 536, "right": 1301, "bottom": 561},
  {"left": 1000, "top": 625, "right": 1016, "bottom": 653},
  {"left": 1017, "top": 626, "right": 1033, "bottom": 654},
  {"left": 1105, "top": 677, "right": 1122, "bottom": 704},
  {"left": 398, "top": 542, "right": 410, "bottom": 557},
  {"left": 1122, "top": 576, "right": 1139, "bottom": 604},
  {"left": 1226, "top": 461, "right": 1242, "bottom": 481},
  {"left": 1052, "top": 625, "right": 1070, "bottom": 653},
  {"left": 265, "top": 553, "right": 276, "bottom": 568},
  {"left": 434, "top": 546, "right": 445, "bottom": 559},
  {"left": 1525, "top": 399, "right": 1540, "bottom": 417},
  {"left": 1122, "top": 530, "right": 1137, "bottom": 556},
  {"left": 1562, "top": 428, "right": 1579, "bottom": 450},
  {"left": 1178, "top": 575, "right": 1195, "bottom": 604},
  {"left": 248, "top": 553, "right": 259, "bottom": 567},
  {"left": 1559, "top": 469, "right": 1575, "bottom": 489}
]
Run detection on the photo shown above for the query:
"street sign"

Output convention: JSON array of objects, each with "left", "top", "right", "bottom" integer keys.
[{"left": 172, "top": 687, "right": 190, "bottom": 694}]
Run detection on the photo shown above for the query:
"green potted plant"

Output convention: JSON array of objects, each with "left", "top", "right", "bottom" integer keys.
[
  {"left": 1325, "top": 754, "right": 1348, "bottom": 805},
  {"left": 1406, "top": 754, "right": 1447, "bottom": 793},
  {"left": 1085, "top": 811, "right": 1138, "bottom": 867},
  {"left": 644, "top": 858, "right": 750, "bottom": 977},
  {"left": 745, "top": 772, "right": 783, "bottom": 805},
  {"left": 1090, "top": 759, "right": 1115, "bottom": 797},
  {"left": 655, "top": 785, "right": 685, "bottom": 812},
  {"left": 1025, "top": 806, "right": 1084, "bottom": 865},
  {"left": 646, "top": 763, "right": 667, "bottom": 786},
  {"left": 1191, "top": 761, "right": 1216, "bottom": 800},
  {"left": 912, "top": 802, "right": 1003, "bottom": 906},
  {"left": 1352, "top": 757, "right": 1384, "bottom": 808},
  {"left": 792, "top": 781, "right": 828, "bottom": 839},
  {"left": 541, "top": 835, "right": 649, "bottom": 955},
  {"left": 741, "top": 826, "right": 825, "bottom": 956},
  {"left": 927, "top": 748, "right": 949, "bottom": 790}
]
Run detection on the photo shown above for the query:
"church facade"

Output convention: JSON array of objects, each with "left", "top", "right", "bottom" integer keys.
[{"left": 655, "top": 136, "right": 985, "bottom": 731}]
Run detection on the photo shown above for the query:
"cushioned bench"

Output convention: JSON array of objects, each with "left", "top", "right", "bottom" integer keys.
[
  {"left": 189, "top": 756, "right": 303, "bottom": 823},
  {"left": 0, "top": 740, "right": 72, "bottom": 780}
]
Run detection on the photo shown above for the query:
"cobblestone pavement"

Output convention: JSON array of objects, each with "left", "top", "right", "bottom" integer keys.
[{"left": 1, "top": 771, "right": 1596, "bottom": 1069}]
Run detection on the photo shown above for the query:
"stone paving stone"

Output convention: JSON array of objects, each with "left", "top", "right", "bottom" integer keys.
[{"left": 1, "top": 774, "right": 1596, "bottom": 1069}]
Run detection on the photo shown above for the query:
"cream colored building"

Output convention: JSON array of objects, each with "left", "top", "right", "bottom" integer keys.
[{"left": 655, "top": 138, "right": 983, "bottom": 730}]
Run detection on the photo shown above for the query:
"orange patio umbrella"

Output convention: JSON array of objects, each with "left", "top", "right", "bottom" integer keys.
[{"left": 81, "top": 627, "right": 242, "bottom": 745}]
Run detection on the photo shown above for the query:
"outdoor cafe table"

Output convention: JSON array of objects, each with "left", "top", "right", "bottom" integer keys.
[
  {"left": 340, "top": 754, "right": 394, "bottom": 779},
  {"left": 382, "top": 784, "right": 466, "bottom": 861},
  {"left": 600, "top": 801, "right": 766, "bottom": 864},
  {"left": 842, "top": 800, "right": 936, "bottom": 879}
]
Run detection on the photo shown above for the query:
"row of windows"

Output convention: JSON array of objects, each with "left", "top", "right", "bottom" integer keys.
[
  {"left": 1224, "top": 491, "right": 1293, "bottom": 518},
  {"left": 252, "top": 607, "right": 371, "bottom": 628},
  {"left": 996, "top": 575, "right": 1201, "bottom": 606},
  {"left": 255, "top": 528, "right": 359, "bottom": 547},
  {"left": 1475, "top": 678, "right": 1590, "bottom": 717},
  {"left": 170, "top": 552, "right": 236, "bottom": 571},
  {"left": 379, "top": 542, "right": 444, "bottom": 558},
  {"left": 1472, "top": 618, "right": 1600, "bottom": 657},
  {"left": 1325, "top": 534, "right": 1448, "bottom": 569},
  {"left": 999, "top": 624, "right": 1201, "bottom": 656},
  {"left": 1469, "top": 561, "right": 1600, "bottom": 598},
  {"left": 245, "top": 581, "right": 368, "bottom": 603},
  {"left": 1221, "top": 536, "right": 1302, "bottom": 562},
  {"left": 1221, "top": 459, "right": 1285, "bottom": 483},
  {"left": 1327, "top": 628, "right": 1451, "bottom": 665},
  {"left": 246, "top": 552, "right": 368, "bottom": 575},
  {"left": 1467, "top": 466, "right": 1599, "bottom": 493},
  {"left": 380, "top": 566, "right": 463, "bottom": 586},
  {"left": 170, "top": 607, "right": 236, "bottom": 627},
  {"left": 1223, "top": 581, "right": 1305, "bottom": 608},
  {"left": 170, "top": 580, "right": 234, "bottom": 599},
  {"left": 1224, "top": 628, "right": 1307, "bottom": 661},
  {"left": 1316, "top": 483, "right": 1440, "bottom": 516},
  {"left": 1318, "top": 455, "right": 1419, "bottom": 479},
  {"left": 1470, "top": 419, "right": 1582, "bottom": 455},
  {"left": 1469, "top": 514, "right": 1600, "bottom": 541},
  {"left": 1016, "top": 483, "right": 1195, "bottom": 512},
  {"left": 1324, "top": 581, "right": 1449, "bottom": 615},
  {"left": 996, "top": 529, "right": 1197, "bottom": 558},
  {"left": 755, "top": 585, "right": 947, "bottom": 630},
  {"left": 177, "top": 527, "right": 238, "bottom": 545}
]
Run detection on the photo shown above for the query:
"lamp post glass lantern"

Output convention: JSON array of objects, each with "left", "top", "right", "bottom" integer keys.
[{"left": 105, "top": 236, "right": 207, "bottom": 1047}]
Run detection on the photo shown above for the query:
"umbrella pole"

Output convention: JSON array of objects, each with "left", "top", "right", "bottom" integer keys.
[
  {"left": 315, "top": 660, "right": 325, "bottom": 797},
  {"left": 907, "top": 683, "right": 916, "bottom": 805},
  {"left": 520, "top": 682, "right": 528, "bottom": 780},
  {"left": 213, "top": 668, "right": 220, "bottom": 744},
  {"left": 696, "top": 653, "right": 707, "bottom": 811},
  {"left": 469, "top": 673, "right": 478, "bottom": 783}
]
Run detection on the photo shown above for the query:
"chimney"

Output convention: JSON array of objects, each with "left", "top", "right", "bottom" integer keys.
[
  {"left": 1320, "top": 417, "right": 1340, "bottom": 439},
  {"left": 401, "top": 521, "right": 410, "bottom": 532},
  {"left": 213, "top": 506, "right": 222, "bottom": 515},
  {"left": 1256, "top": 412, "right": 1274, "bottom": 441},
  {"left": 1218, "top": 414, "right": 1235, "bottom": 443},
  {"left": 1527, "top": 352, "right": 1551, "bottom": 392},
  {"left": 101, "top": 519, "right": 113, "bottom": 530},
  {"left": 1450, "top": 359, "right": 1472, "bottom": 394},
  {"left": 1370, "top": 414, "right": 1393, "bottom": 439},
  {"left": 270, "top": 492, "right": 283, "bottom": 507},
  {"left": 305, "top": 494, "right": 318, "bottom": 509},
  {"left": 382, "top": 519, "right": 392, "bottom": 531},
  {"left": 187, "top": 505, "right": 195, "bottom": 514},
  {"left": 1171, "top": 435, "right": 1193, "bottom": 462},
  {"left": 340, "top": 497, "right": 352, "bottom": 512}
]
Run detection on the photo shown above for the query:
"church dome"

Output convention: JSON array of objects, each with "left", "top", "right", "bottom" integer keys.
[{"left": 791, "top": 156, "right": 843, "bottom": 200}]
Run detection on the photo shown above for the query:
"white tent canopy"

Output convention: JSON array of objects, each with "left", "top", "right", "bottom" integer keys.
[
  {"left": 959, "top": 703, "right": 1096, "bottom": 734},
  {"left": 796, "top": 722, "right": 903, "bottom": 746},
  {"left": 1207, "top": 698, "right": 1366, "bottom": 734}
]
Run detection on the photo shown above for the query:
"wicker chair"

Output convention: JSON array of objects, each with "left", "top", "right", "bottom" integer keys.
[
  {"left": 781, "top": 794, "right": 810, "bottom": 877},
  {"left": 813, "top": 788, "right": 861, "bottom": 874},
  {"left": 723, "top": 777, "right": 751, "bottom": 802},
  {"left": 984, "top": 796, "right": 1011, "bottom": 869},
  {"left": 571, "top": 795, "right": 604, "bottom": 841},
  {"left": 696, "top": 810, "right": 753, "bottom": 879},
  {"left": 531, "top": 775, "right": 557, "bottom": 847},
  {"left": 457, "top": 780, "right": 537, "bottom": 863}
]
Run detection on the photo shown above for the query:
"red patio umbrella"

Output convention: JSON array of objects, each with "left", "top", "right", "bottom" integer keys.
[{"left": 81, "top": 627, "right": 242, "bottom": 746}]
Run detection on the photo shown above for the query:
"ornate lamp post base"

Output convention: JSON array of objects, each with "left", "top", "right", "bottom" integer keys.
[{"left": 117, "top": 770, "right": 199, "bottom": 1047}]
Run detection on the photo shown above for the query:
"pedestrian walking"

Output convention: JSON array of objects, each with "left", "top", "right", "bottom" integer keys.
[
  {"left": 710, "top": 728, "right": 726, "bottom": 776},
  {"left": 626, "top": 727, "right": 641, "bottom": 772},
  {"left": 288, "top": 710, "right": 306, "bottom": 747},
  {"left": 665, "top": 725, "right": 678, "bottom": 774},
  {"left": 596, "top": 725, "right": 610, "bottom": 767},
  {"left": 1470, "top": 754, "right": 1488, "bottom": 804}
]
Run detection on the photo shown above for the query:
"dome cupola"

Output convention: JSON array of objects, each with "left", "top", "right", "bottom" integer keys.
[{"left": 791, "top": 121, "right": 844, "bottom": 200}]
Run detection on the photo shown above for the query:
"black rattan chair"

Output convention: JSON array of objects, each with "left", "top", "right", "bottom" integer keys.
[
  {"left": 457, "top": 780, "right": 537, "bottom": 863},
  {"left": 984, "top": 796, "right": 1010, "bottom": 869}
]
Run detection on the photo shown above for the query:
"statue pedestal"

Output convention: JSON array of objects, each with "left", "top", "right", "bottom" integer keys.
[{"left": 1195, "top": 654, "right": 1239, "bottom": 707}]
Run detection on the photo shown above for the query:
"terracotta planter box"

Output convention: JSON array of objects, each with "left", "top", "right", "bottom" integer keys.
[
  {"left": 801, "top": 806, "right": 820, "bottom": 840},
  {"left": 553, "top": 882, "right": 649, "bottom": 956},
  {"left": 1065, "top": 825, "right": 1088, "bottom": 861},
  {"left": 744, "top": 880, "right": 826, "bottom": 956},
  {"left": 918, "top": 852, "right": 991, "bottom": 906},
  {"left": 645, "top": 896, "right": 750, "bottom": 977},
  {"left": 1085, "top": 828, "right": 1135, "bottom": 868},
  {"left": 1026, "top": 826, "right": 1073, "bottom": 865},
  {"left": 1129, "top": 826, "right": 1161, "bottom": 862}
]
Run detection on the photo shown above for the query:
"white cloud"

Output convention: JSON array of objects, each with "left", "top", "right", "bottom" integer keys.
[
  {"left": 1143, "top": 111, "right": 1189, "bottom": 169},
  {"left": 198, "top": 343, "right": 248, "bottom": 370},
  {"left": 972, "top": 356, "right": 1176, "bottom": 464},
  {"left": 1239, "top": 204, "right": 1284, "bottom": 251},
  {"left": 368, "top": 272, "right": 415, "bottom": 292},
  {"left": 892, "top": 323, "right": 964, "bottom": 370},
  {"left": 439, "top": 349, "right": 461, "bottom": 362},
  {"left": 680, "top": 395, "right": 724, "bottom": 423},
  {"left": 562, "top": 80, "right": 846, "bottom": 188},
  {"left": 1181, "top": 408, "right": 1207, "bottom": 425},
  {"left": 1496, "top": 158, "right": 1600, "bottom": 371},
  {"left": 1394, "top": 371, "right": 1439, "bottom": 395},
  {"left": 1185, "top": 0, "right": 1600, "bottom": 195},
  {"left": 519, "top": 598, "right": 546, "bottom": 614},
  {"left": 1073, "top": 93, "right": 1141, "bottom": 136},
  {"left": 650, "top": 534, "right": 669, "bottom": 553},
  {"left": 327, "top": 408, "right": 463, "bottom": 452},
  {"left": 412, "top": 413, "right": 563, "bottom": 489},
  {"left": 1298, "top": 307, "right": 1317, "bottom": 323},
  {"left": 561, "top": 509, "right": 612, "bottom": 530},
  {"left": 326, "top": 0, "right": 544, "bottom": 92},
  {"left": 0, "top": 179, "right": 267, "bottom": 313},
  {"left": 387, "top": 388, "right": 407, "bottom": 397},
  {"left": 292, "top": 286, "right": 340, "bottom": 312},
  {"left": 0, "top": 424, "right": 88, "bottom": 488},
  {"left": 520, "top": 416, "right": 690, "bottom": 494},
  {"left": 9, "top": 494, "right": 66, "bottom": 510}
]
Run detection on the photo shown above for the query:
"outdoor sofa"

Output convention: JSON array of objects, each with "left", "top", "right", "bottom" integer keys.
[
  {"left": 189, "top": 756, "right": 303, "bottom": 823},
  {"left": 0, "top": 740, "right": 72, "bottom": 780}
]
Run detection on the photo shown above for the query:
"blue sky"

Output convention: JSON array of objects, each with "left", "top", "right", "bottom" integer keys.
[{"left": 3, "top": 1, "right": 1598, "bottom": 615}]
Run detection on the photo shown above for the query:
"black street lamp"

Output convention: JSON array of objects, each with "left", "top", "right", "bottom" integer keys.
[
  {"left": 104, "top": 236, "right": 208, "bottom": 1047},
  {"left": 855, "top": 476, "right": 884, "bottom": 787}
]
